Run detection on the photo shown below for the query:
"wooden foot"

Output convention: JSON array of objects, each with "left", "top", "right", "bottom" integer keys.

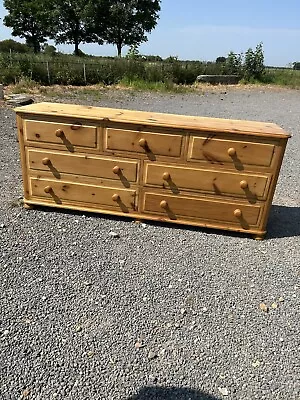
[
  {"left": 253, "top": 233, "right": 265, "bottom": 241},
  {"left": 24, "top": 203, "right": 34, "bottom": 210}
]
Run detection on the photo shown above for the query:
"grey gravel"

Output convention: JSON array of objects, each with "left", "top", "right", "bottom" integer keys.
[
  {"left": 0, "top": 87, "right": 299, "bottom": 400},
  {"left": 109, "top": 231, "right": 121, "bottom": 238}
]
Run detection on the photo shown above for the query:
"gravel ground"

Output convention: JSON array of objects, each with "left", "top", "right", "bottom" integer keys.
[{"left": 0, "top": 87, "right": 299, "bottom": 400}]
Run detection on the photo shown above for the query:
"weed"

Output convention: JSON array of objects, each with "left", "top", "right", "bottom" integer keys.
[
  {"left": 8, "top": 198, "right": 24, "bottom": 208},
  {"left": 118, "top": 78, "right": 194, "bottom": 93},
  {"left": 9, "top": 77, "right": 37, "bottom": 93}
]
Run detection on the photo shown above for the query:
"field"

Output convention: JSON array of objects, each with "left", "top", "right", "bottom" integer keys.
[
  {"left": 2, "top": 52, "right": 300, "bottom": 88},
  {"left": 0, "top": 86, "right": 299, "bottom": 399}
]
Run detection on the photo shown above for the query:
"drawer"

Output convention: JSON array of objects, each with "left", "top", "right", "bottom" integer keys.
[
  {"left": 105, "top": 128, "right": 183, "bottom": 158},
  {"left": 30, "top": 178, "right": 137, "bottom": 212},
  {"left": 144, "top": 163, "right": 270, "bottom": 200},
  {"left": 27, "top": 149, "right": 138, "bottom": 183},
  {"left": 188, "top": 135, "right": 275, "bottom": 167},
  {"left": 142, "top": 192, "right": 262, "bottom": 227},
  {"left": 24, "top": 120, "right": 97, "bottom": 148}
]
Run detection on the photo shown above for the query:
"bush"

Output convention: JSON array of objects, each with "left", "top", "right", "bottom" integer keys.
[
  {"left": 244, "top": 43, "right": 265, "bottom": 80},
  {"left": 224, "top": 52, "right": 243, "bottom": 76},
  {"left": 216, "top": 56, "right": 226, "bottom": 64},
  {"left": 293, "top": 62, "right": 300, "bottom": 70},
  {"left": 0, "top": 45, "right": 269, "bottom": 87},
  {"left": 0, "top": 39, "right": 31, "bottom": 54},
  {"left": 43, "top": 44, "right": 57, "bottom": 57}
]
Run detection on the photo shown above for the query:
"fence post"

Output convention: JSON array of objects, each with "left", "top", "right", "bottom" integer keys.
[
  {"left": 0, "top": 84, "right": 4, "bottom": 100},
  {"left": 46, "top": 61, "right": 51, "bottom": 85},
  {"left": 83, "top": 63, "right": 87, "bottom": 85}
]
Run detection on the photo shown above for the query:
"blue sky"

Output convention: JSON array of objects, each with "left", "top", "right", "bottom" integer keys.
[{"left": 0, "top": 0, "right": 300, "bottom": 66}]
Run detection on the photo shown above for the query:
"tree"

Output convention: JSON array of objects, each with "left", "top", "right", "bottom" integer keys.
[
  {"left": 293, "top": 62, "right": 300, "bottom": 70},
  {"left": 3, "top": 0, "right": 52, "bottom": 53},
  {"left": 216, "top": 56, "right": 226, "bottom": 64},
  {"left": 126, "top": 44, "right": 141, "bottom": 59},
  {"left": 43, "top": 44, "right": 57, "bottom": 56},
  {"left": 91, "top": 0, "right": 161, "bottom": 57},
  {"left": 0, "top": 39, "right": 31, "bottom": 53},
  {"left": 49, "top": 0, "right": 103, "bottom": 56},
  {"left": 225, "top": 51, "right": 243, "bottom": 76},
  {"left": 244, "top": 42, "right": 265, "bottom": 80}
]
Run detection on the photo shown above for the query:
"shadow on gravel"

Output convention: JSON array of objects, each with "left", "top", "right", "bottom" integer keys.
[
  {"left": 27, "top": 203, "right": 300, "bottom": 240},
  {"left": 267, "top": 205, "right": 300, "bottom": 239},
  {"left": 25, "top": 204, "right": 249, "bottom": 239},
  {"left": 127, "top": 386, "right": 220, "bottom": 400}
]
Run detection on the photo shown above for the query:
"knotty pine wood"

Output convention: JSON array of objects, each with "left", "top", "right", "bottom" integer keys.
[
  {"left": 24, "top": 119, "right": 97, "bottom": 148},
  {"left": 144, "top": 162, "right": 270, "bottom": 200},
  {"left": 105, "top": 127, "right": 183, "bottom": 157},
  {"left": 30, "top": 178, "right": 137, "bottom": 212},
  {"left": 142, "top": 191, "right": 262, "bottom": 227},
  {"left": 188, "top": 135, "right": 276, "bottom": 167},
  {"left": 27, "top": 148, "right": 139, "bottom": 183},
  {"left": 16, "top": 102, "right": 290, "bottom": 138},
  {"left": 16, "top": 102, "right": 291, "bottom": 239}
]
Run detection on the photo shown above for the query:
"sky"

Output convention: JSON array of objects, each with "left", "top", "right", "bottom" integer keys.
[{"left": 1, "top": 0, "right": 300, "bottom": 66}]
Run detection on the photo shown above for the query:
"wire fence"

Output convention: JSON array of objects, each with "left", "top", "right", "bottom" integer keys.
[
  {"left": 0, "top": 54, "right": 224, "bottom": 85},
  {"left": 1, "top": 53, "right": 297, "bottom": 86}
]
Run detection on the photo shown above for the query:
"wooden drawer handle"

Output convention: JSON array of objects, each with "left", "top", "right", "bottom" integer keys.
[
  {"left": 240, "top": 180, "right": 248, "bottom": 189},
  {"left": 112, "top": 166, "right": 121, "bottom": 175},
  {"left": 42, "top": 157, "right": 50, "bottom": 165},
  {"left": 44, "top": 186, "right": 52, "bottom": 194},
  {"left": 234, "top": 209, "right": 242, "bottom": 218},
  {"left": 160, "top": 200, "right": 168, "bottom": 209},
  {"left": 162, "top": 172, "right": 170, "bottom": 181},
  {"left": 139, "top": 138, "right": 147, "bottom": 149},
  {"left": 228, "top": 147, "right": 236, "bottom": 157},
  {"left": 112, "top": 194, "right": 120, "bottom": 202},
  {"left": 55, "top": 129, "right": 64, "bottom": 138}
]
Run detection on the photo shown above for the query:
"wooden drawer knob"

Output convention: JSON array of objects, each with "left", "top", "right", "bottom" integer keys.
[
  {"left": 44, "top": 186, "right": 52, "bottom": 194},
  {"left": 42, "top": 157, "right": 50, "bottom": 165},
  {"left": 228, "top": 147, "right": 236, "bottom": 157},
  {"left": 160, "top": 200, "right": 168, "bottom": 209},
  {"left": 234, "top": 209, "right": 242, "bottom": 218},
  {"left": 112, "top": 194, "right": 120, "bottom": 202},
  {"left": 240, "top": 180, "right": 248, "bottom": 189},
  {"left": 162, "top": 172, "right": 170, "bottom": 181},
  {"left": 55, "top": 129, "right": 64, "bottom": 138},
  {"left": 112, "top": 166, "right": 121, "bottom": 175},
  {"left": 139, "top": 138, "right": 147, "bottom": 148}
]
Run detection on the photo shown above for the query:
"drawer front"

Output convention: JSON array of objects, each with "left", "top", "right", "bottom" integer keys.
[
  {"left": 144, "top": 163, "right": 270, "bottom": 199},
  {"left": 24, "top": 120, "right": 97, "bottom": 148},
  {"left": 188, "top": 135, "right": 275, "bottom": 167},
  {"left": 30, "top": 178, "right": 137, "bottom": 212},
  {"left": 27, "top": 149, "right": 138, "bottom": 183},
  {"left": 105, "top": 128, "right": 183, "bottom": 157},
  {"left": 143, "top": 192, "right": 262, "bottom": 227}
]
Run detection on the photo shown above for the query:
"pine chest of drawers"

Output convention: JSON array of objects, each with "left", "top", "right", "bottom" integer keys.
[{"left": 15, "top": 102, "right": 290, "bottom": 239}]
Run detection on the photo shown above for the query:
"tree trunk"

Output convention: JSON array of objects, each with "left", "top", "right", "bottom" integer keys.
[
  {"left": 34, "top": 40, "right": 41, "bottom": 54},
  {"left": 26, "top": 37, "right": 41, "bottom": 53},
  {"left": 74, "top": 40, "right": 80, "bottom": 56},
  {"left": 117, "top": 42, "right": 122, "bottom": 57}
]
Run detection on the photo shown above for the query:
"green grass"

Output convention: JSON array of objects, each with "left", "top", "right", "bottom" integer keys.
[
  {"left": 118, "top": 78, "right": 195, "bottom": 93},
  {"left": 6, "top": 65, "right": 300, "bottom": 97},
  {"left": 262, "top": 69, "right": 300, "bottom": 88},
  {"left": 3, "top": 51, "right": 300, "bottom": 89}
]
